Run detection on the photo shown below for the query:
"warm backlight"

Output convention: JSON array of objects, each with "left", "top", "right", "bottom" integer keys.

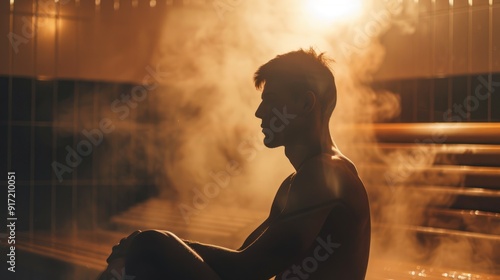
[{"left": 306, "top": 0, "right": 363, "bottom": 23}]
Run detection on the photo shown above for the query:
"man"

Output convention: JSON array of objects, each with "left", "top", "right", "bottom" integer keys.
[{"left": 101, "top": 48, "right": 371, "bottom": 280}]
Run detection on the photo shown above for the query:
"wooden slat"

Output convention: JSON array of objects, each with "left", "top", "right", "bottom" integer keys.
[
  {"left": 357, "top": 143, "right": 500, "bottom": 166},
  {"left": 359, "top": 164, "right": 500, "bottom": 190},
  {"left": 366, "top": 258, "right": 500, "bottom": 280},
  {"left": 366, "top": 123, "right": 500, "bottom": 144},
  {"left": 362, "top": 143, "right": 500, "bottom": 153},
  {"left": 425, "top": 208, "right": 500, "bottom": 235}
]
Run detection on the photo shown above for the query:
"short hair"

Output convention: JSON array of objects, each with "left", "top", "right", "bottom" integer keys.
[{"left": 254, "top": 48, "right": 337, "bottom": 118}]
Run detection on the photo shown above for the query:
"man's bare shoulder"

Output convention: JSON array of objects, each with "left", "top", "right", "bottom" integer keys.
[
  {"left": 281, "top": 154, "right": 356, "bottom": 214},
  {"left": 295, "top": 153, "right": 359, "bottom": 191}
]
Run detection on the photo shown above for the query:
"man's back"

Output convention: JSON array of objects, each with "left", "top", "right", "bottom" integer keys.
[{"left": 270, "top": 153, "right": 371, "bottom": 280}]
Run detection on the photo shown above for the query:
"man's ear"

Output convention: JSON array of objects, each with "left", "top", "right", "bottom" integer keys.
[{"left": 302, "top": 91, "right": 316, "bottom": 113}]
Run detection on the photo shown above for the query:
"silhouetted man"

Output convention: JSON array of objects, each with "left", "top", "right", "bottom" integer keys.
[{"left": 100, "top": 48, "right": 371, "bottom": 280}]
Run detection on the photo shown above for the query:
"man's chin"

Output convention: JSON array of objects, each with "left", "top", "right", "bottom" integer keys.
[
  {"left": 264, "top": 143, "right": 279, "bottom": 148},
  {"left": 263, "top": 138, "right": 282, "bottom": 148}
]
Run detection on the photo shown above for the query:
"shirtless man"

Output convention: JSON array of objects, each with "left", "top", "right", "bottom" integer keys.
[{"left": 101, "top": 48, "right": 371, "bottom": 280}]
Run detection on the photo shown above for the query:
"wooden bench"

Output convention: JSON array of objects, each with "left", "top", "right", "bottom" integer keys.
[
  {"left": 8, "top": 199, "right": 267, "bottom": 279},
  {"left": 352, "top": 122, "right": 500, "bottom": 275},
  {"left": 12, "top": 198, "right": 500, "bottom": 279}
]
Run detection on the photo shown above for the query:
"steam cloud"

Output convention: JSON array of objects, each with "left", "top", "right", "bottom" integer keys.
[{"left": 53, "top": 0, "right": 496, "bottom": 276}]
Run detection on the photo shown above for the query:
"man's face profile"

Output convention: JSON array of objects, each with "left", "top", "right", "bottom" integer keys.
[{"left": 255, "top": 80, "right": 300, "bottom": 148}]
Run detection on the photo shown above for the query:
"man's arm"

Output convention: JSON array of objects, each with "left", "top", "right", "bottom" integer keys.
[
  {"left": 237, "top": 173, "right": 294, "bottom": 250},
  {"left": 185, "top": 159, "right": 347, "bottom": 280}
]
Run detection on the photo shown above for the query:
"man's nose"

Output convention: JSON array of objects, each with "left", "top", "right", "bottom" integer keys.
[{"left": 255, "top": 102, "right": 264, "bottom": 119}]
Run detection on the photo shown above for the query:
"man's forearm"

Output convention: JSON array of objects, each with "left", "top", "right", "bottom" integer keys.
[
  {"left": 184, "top": 240, "right": 239, "bottom": 261},
  {"left": 182, "top": 240, "right": 245, "bottom": 278}
]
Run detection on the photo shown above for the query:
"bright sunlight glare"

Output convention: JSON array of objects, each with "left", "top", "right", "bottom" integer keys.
[{"left": 306, "top": 0, "right": 363, "bottom": 23}]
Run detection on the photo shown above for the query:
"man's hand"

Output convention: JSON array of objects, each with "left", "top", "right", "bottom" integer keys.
[
  {"left": 98, "top": 258, "right": 126, "bottom": 280},
  {"left": 106, "top": 230, "right": 142, "bottom": 264}
]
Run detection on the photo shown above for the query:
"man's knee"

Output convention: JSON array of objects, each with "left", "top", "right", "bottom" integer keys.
[
  {"left": 130, "top": 230, "right": 177, "bottom": 249},
  {"left": 126, "top": 230, "right": 182, "bottom": 273}
]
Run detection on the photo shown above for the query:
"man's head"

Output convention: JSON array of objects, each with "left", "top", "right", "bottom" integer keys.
[{"left": 254, "top": 48, "right": 337, "bottom": 148}]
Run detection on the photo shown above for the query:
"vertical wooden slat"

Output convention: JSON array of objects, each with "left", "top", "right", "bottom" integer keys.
[
  {"left": 29, "top": 0, "right": 37, "bottom": 240},
  {"left": 434, "top": 2, "right": 450, "bottom": 76},
  {"left": 7, "top": 0, "right": 14, "bottom": 172},
  {"left": 416, "top": 0, "right": 433, "bottom": 78},
  {"left": 487, "top": 2, "right": 493, "bottom": 121},
  {"left": 452, "top": 0, "right": 469, "bottom": 75},
  {"left": 470, "top": 1, "right": 490, "bottom": 74}
]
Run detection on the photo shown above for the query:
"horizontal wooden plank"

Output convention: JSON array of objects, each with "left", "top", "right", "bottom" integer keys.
[
  {"left": 343, "top": 123, "right": 500, "bottom": 144},
  {"left": 356, "top": 143, "right": 500, "bottom": 167},
  {"left": 376, "top": 123, "right": 500, "bottom": 144},
  {"left": 359, "top": 163, "right": 500, "bottom": 189},
  {"left": 366, "top": 258, "right": 500, "bottom": 280}
]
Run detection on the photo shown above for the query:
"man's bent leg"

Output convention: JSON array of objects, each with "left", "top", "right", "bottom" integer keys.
[{"left": 125, "top": 230, "right": 222, "bottom": 280}]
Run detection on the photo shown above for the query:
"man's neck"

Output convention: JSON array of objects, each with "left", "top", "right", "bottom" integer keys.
[{"left": 284, "top": 131, "right": 335, "bottom": 171}]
